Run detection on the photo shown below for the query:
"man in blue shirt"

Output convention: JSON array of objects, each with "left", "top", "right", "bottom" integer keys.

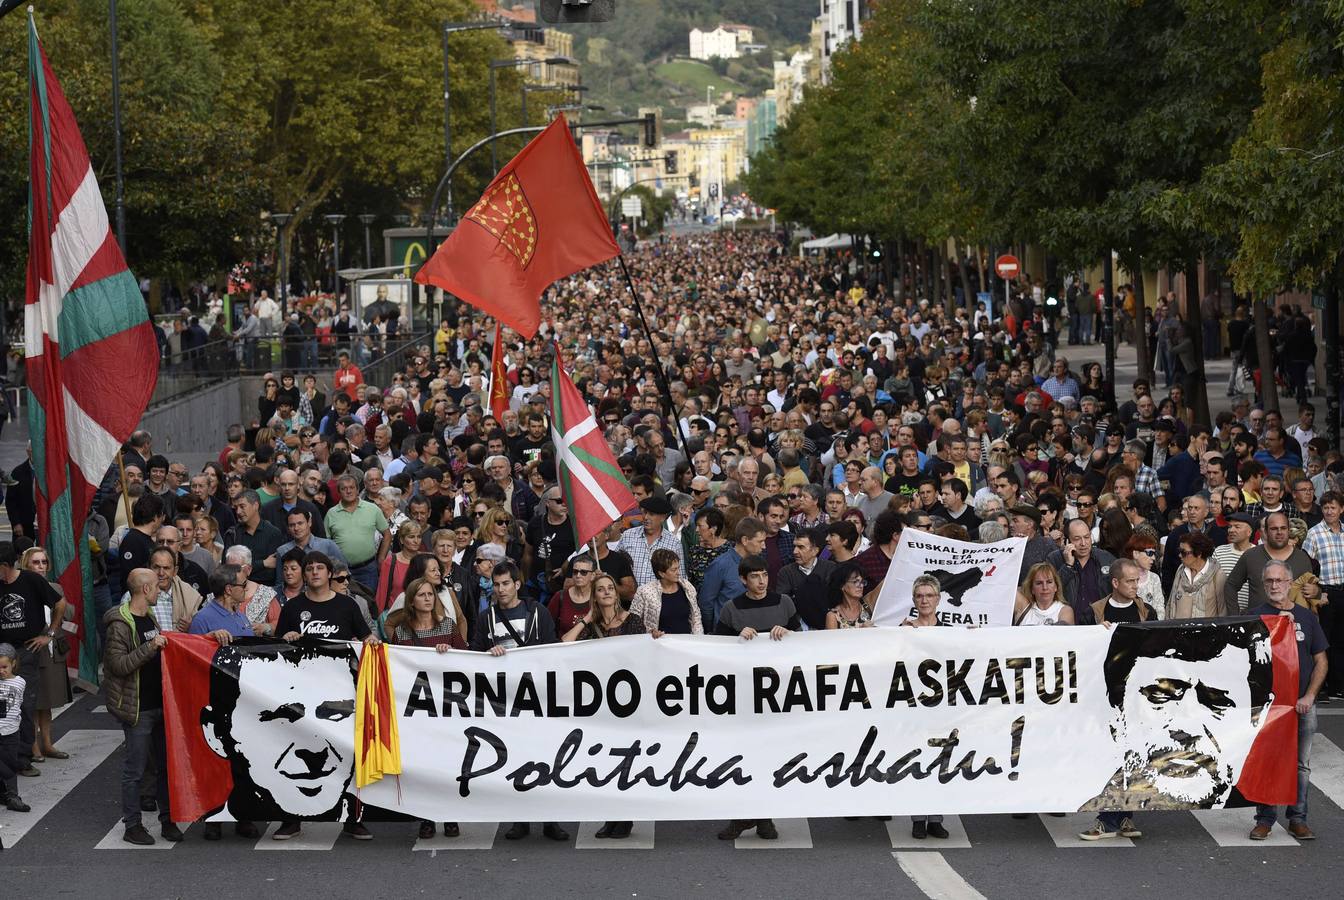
[
  {"left": 697, "top": 517, "right": 766, "bottom": 630},
  {"left": 1254, "top": 426, "right": 1303, "bottom": 478},
  {"left": 1247, "top": 560, "right": 1328, "bottom": 841},
  {"left": 274, "top": 508, "right": 346, "bottom": 588}
]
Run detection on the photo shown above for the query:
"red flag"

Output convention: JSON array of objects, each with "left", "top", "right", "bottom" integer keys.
[
  {"left": 489, "top": 323, "right": 509, "bottom": 421},
  {"left": 415, "top": 116, "right": 620, "bottom": 338},
  {"left": 550, "top": 350, "right": 637, "bottom": 549}
]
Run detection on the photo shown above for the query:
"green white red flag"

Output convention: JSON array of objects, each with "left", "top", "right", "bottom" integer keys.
[
  {"left": 26, "top": 16, "right": 159, "bottom": 682},
  {"left": 549, "top": 348, "right": 636, "bottom": 548}
]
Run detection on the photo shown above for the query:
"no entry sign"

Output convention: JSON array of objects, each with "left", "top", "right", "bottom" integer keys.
[{"left": 995, "top": 254, "right": 1020, "bottom": 279}]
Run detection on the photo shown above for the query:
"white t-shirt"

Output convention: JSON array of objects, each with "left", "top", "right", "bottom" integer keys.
[{"left": 0, "top": 674, "right": 26, "bottom": 736}]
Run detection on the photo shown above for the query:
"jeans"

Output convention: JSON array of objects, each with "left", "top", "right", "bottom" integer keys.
[
  {"left": 1098, "top": 810, "right": 1130, "bottom": 829},
  {"left": 1079, "top": 314, "right": 1093, "bottom": 343},
  {"left": 1255, "top": 704, "right": 1316, "bottom": 826},
  {"left": 303, "top": 339, "right": 319, "bottom": 371},
  {"left": 350, "top": 559, "right": 379, "bottom": 595},
  {"left": 120, "top": 708, "right": 171, "bottom": 827}
]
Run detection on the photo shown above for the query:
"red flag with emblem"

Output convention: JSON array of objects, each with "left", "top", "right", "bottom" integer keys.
[
  {"left": 415, "top": 115, "right": 619, "bottom": 338},
  {"left": 488, "top": 323, "right": 509, "bottom": 421},
  {"left": 550, "top": 349, "right": 637, "bottom": 549}
]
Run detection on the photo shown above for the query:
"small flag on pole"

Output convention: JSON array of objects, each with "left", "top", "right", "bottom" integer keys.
[
  {"left": 550, "top": 348, "right": 637, "bottom": 548},
  {"left": 488, "top": 323, "right": 509, "bottom": 422}
]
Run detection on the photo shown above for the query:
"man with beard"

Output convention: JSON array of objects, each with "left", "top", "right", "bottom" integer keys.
[{"left": 1080, "top": 616, "right": 1276, "bottom": 839}]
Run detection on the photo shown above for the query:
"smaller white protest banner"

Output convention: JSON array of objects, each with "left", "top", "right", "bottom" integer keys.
[{"left": 871, "top": 529, "right": 1026, "bottom": 627}]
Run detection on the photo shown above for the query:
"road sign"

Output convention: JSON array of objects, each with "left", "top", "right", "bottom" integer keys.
[
  {"left": 995, "top": 254, "right": 1020, "bottom": 279},
  {"left": 621, "top": 196, "right": 643, "bottom": 219}
]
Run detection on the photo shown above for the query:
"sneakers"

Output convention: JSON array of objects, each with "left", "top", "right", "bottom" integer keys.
[
  {"left": 1117, "top": 818, "right": 1142, "bottom": 839},
  {"left": 2, "top": 795, "right": 31, "bottom": 813},
  {"left": 912, "top": 820, "right": 927, "bottom": 839},
  {"left": 160, "top": 822, "right": 185, "bottom": 843},
  {"left": 123, "top": 824, "right": 155, "bottom": 846},
  {"left": 505, "top": 822, "right": 530, "bottom": 840},
  {"left": 926, "top": 822, "right": 950, "bottom": 839},
  {"left": 18, "top": 765, "right": 40, "bottom": 778},
  {"left": 272, "top": 820, "right": 302, "bottom": 841},
  {"left": 1079, "top": 819, "right": 1118, "bottom": 841},
  {"left": 342, "top": 822, "right": 373, "bottom": 841},
  {"left": 754, "top": 819, "right": 778, "bottom": 840},
  {"left": 542, "top": 822, "right": 570, "bottom": 842}
]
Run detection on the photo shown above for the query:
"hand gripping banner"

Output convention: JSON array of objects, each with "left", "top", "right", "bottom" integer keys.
[{"left": 162, "top": 617, "right": 1299, "bottom": 824}]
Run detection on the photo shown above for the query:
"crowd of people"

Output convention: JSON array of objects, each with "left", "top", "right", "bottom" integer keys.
[{"left": 0, "top": 231, "right": 1332, "bottom": 848}]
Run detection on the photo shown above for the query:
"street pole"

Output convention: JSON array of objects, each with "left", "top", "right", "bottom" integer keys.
[
  {"left": 109, "top": 0, "right": 127, "bottom": 255},
  {"left": 442, "top": 22, "right": 510, "bottom": 226},
  {"left": 324, "top": 214, "right": 346, "bottom": 296},
  {"left": 358, "top": 213, "right": 375, "bottom": 268},
  {"left": 1102, "top": 250, "right": 1117, "bottom": 411},
  {"left": 489, "top": 67, "right": 499, "bottom": 176},
  {"left": 270, "top": 212, "right": 293, "bottom": 320}
]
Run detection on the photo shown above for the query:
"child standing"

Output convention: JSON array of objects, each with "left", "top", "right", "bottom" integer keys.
[{"left": 0, "top": 643, "right": 31, "bottom": 812}]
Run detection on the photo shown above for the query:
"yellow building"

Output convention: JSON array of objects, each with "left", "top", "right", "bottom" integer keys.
[{"left": 510, "top": 25, "right": 578, "bottom": 87}]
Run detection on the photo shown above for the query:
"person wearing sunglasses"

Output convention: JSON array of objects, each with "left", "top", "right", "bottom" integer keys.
[
  {"left": 1166, "top": 531, "right": 1226, "bottom": 620},
  {"left": 1122, "top": 532, "right": 1167, "bottom": 619},
  {"left": 546, "top": 555, "right": 596, "bottom": 635}
]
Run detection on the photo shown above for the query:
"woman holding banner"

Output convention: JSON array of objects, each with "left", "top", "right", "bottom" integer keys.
[
  {"left": 562, "top": 573, "right": 645, "bottom": 839},
  {"left": 387, "top": 576, "right": 463, "bottom": 840},
  {"left": 900, "top": 574, "right": 951, "bottom": 839},
  {"left": 1012, "top": 563, "right": 1075, "bottom": 626},
  {"left": 632, "top": 548, "right": 703, "bottom": 636}
]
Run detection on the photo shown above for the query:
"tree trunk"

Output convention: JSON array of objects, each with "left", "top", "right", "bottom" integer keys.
[
  {"left": 1254, "top": 295, "right": 1280, "bottom": 414},
  {"left": 942, "top": 243, "right": 956, "bottom": 317},
  {"left": 975, "top": 245, "right": 987, "bottom": 304},
  {"left": 1184, "top": 259, "right": 1211, "bottom": 427},
  {"left": 1133, "top": 271, "right": 1150, "bottom": 383},
  {"left": 1326, "top": 256, "right": 1342, "bottom": 448},
  {"left": 957, "top": 242, "right": 975, "bottom": 317}
]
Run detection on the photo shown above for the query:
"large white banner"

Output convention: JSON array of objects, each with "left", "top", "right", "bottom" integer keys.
[
  {"left": 871, "top": 530, "right": 1027, "bottom": 627},
  {"left": 163, "top": 618, "right": 1299, "bottom": 824}
]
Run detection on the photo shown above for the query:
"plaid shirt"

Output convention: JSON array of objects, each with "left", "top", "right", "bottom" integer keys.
[
  {"left": 1134, "top": 464, "right": 1164, "bottom": 499},
  {"left": 1304, "top": 520, "right": 1344, "bottom": 586},
  {"left": 618, "top": 524, "right": 684, "bottom": 586},
  {"left": 151, "top": 590, "right": 176, "bottom": 633}
]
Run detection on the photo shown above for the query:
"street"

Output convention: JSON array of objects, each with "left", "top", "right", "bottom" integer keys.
[{"left": 5, "top": 688, "right": 1344, "bottom": 899}]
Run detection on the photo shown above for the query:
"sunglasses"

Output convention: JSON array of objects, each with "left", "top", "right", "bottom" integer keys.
[
  {"left": 1076, "top": 501, "right": 1095, "bottom": 509},
  {"left": 332, "top": 575, "right": 350, "bottom": 583},
  {"left": 497, "top": 518, "right": 513, "bottom": 525},
  {"left": 572, "top": 569, "right": 594, "bottom": 576}
]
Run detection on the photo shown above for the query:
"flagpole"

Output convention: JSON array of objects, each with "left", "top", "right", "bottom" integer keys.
[
  {"left": 615, "top": 254, "right": 690, "bottom": 456},
  {"left": 115, "top": 449, "right": 133, "bottom": 526}
]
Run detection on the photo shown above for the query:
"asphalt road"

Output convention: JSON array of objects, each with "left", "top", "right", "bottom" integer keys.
[{"left": 4, "top": 688, "right": 1344, "bottom": 900}]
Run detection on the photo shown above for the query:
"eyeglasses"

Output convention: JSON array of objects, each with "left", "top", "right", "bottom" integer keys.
[
  {"left": 1076, "top": 501, "right": 1095, "bottom": 509},
  {"left": 572, "top": 569, "right": 594, "bottom": 577},
  {"left": 331, "top": 575, "right": 350, "bottom": 583}
]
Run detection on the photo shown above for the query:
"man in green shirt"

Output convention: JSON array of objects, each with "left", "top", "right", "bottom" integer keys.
[{"left": 323, "top": 474, "right": 388, "bottom": 593}]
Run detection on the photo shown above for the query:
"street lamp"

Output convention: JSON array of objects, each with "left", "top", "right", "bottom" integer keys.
[
  {"left": 520, "top": 83, "right": 559, "bottom": 126},
  {"left": 490, "top": 56, "right": 575, "bottom": 174},
  {"left": 323, "top": 214, "right": 346, "bottom": 295},
  {"left": 270, "top": 211, "right": 293, "bottom": 319},
  {"left": 441, "top": 21, "right": 510, "bottom": 222},
  {"left": 357, "top": 213, "right": 376, "bottom": 268}
]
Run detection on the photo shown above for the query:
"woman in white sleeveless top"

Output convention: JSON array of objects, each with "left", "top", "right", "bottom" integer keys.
[{"left": 1013, "top": 562, "right": 1076, "bottom": 626}]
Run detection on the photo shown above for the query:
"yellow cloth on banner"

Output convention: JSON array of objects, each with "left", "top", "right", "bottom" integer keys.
[{"left": 354, "top": 642, "right": 402, "bottom": 789}]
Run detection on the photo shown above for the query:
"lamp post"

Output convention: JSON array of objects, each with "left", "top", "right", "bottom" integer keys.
[
  {"left": 490, "top": 56, "right": 576, "bottom": 175},
  {"left": 270, "top": 211, "right": 293, "bottom": 320},
  {"left": 323, "top": 214, "right": 346, "bottom": 295},
  {"left": 441, "top": 21, "right": 510, "bottom": 223},
  {"left": 357, "top": 213, "right": 376, "bottom": 268},
  {"left": 109, "top": 0, "right": 127, "bottom": 254}
]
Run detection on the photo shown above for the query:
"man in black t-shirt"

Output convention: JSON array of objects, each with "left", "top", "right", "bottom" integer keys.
[
  {"left": 0, "top": 542, "right": 65, "bottom": 778},
  {"left": 116, "top": 493, "right": 165, "bottom": 597},
  {"left": 524, "top": 488, "right": 576, "bottom": 594}
]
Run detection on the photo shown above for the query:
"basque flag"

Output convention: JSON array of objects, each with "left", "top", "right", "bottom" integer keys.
[{"left": 26, "top": 14, "right": 159, "bottom": 681}]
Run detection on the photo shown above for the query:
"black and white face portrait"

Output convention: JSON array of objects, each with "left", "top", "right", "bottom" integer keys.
[
  {"left": 203, "top": 646, "right": 357, "bottom": 818},
  {"left": 1114, "top": 642, "right": 1267, "bottom": 807}
]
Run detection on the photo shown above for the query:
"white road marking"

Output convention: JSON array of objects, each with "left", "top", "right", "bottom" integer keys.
[
  {"left": 1038, "top": 813, "right": 1135, "bottom": 848},
  {"left": 255, "top": 822, "right": 345, "bottom": 850},
  {"left": 0, "top": 729, "right": 123, "bottom": 846},
  {"left": 411, "top": 822, "right": 499, "bottom": 851},
  {"left": 1310, "top": 734, "right": 1344, "bottom": 810},
  {"left": 887, "top": 815, "right": 972, "bottom": 849},
  {"left": 733, "top": 817, "right": 812, "bottom": 849},
  {"left": 894, "top": 851, "right": 987, "bottom": 900},
  {"left": 1190, "top": 810, "right": 1297, "bottom": 847},
  {"left": 95, "top": 821, "right": 191, "bottom": 850},
  {"left": 575, "top": 821, "right": 655, "bottom": 849}
]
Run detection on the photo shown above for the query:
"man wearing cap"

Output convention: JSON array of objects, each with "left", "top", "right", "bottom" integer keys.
[
  {"left": 1010, "top": 505, "right": 1058, "bottom": 570},
  {"left": 619, "top": 496, "right": 684, "bottom": 587},
  {"left": 1213, "top": 512, "right": 1258, "bottom": 612}
]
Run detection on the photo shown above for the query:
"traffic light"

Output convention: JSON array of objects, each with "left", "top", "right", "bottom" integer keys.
[
  {"left": 664, "top": 152, "right": 677, "bottom": 174},
  {"left": 639, "top": 107, "right": 662, "bottom": 149},
  {"left": 539, "top": 0, "right": 615, "bottom": 23}
]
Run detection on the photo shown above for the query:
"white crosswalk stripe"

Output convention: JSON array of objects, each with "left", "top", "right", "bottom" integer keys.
[
  {"left": 0, "top": 729, "right": 123, "bottom": 847},
  {"left": 1190, "top": 810, "right": 1297, "bottom": 847},
  {"left": 95, "top": 821, "right": 191, "bottom": 850},
  {"left": 887, "top": 816, "right": 972, "bottom": 849},
  {"left": 411, "top": 822, "right": 499, "bottom": 851},
  {"left": 575, "top": 821, "right": 656, "bottom": 849},
  {"left": 255, "top": 821, "right": 344, "bottom": 850},
  {"left": 1038, "top": 813, "right": 1135, "bottom": 848},
  {"left": 1309, "top": 732, "right": 1344, "bottom": 811}
]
